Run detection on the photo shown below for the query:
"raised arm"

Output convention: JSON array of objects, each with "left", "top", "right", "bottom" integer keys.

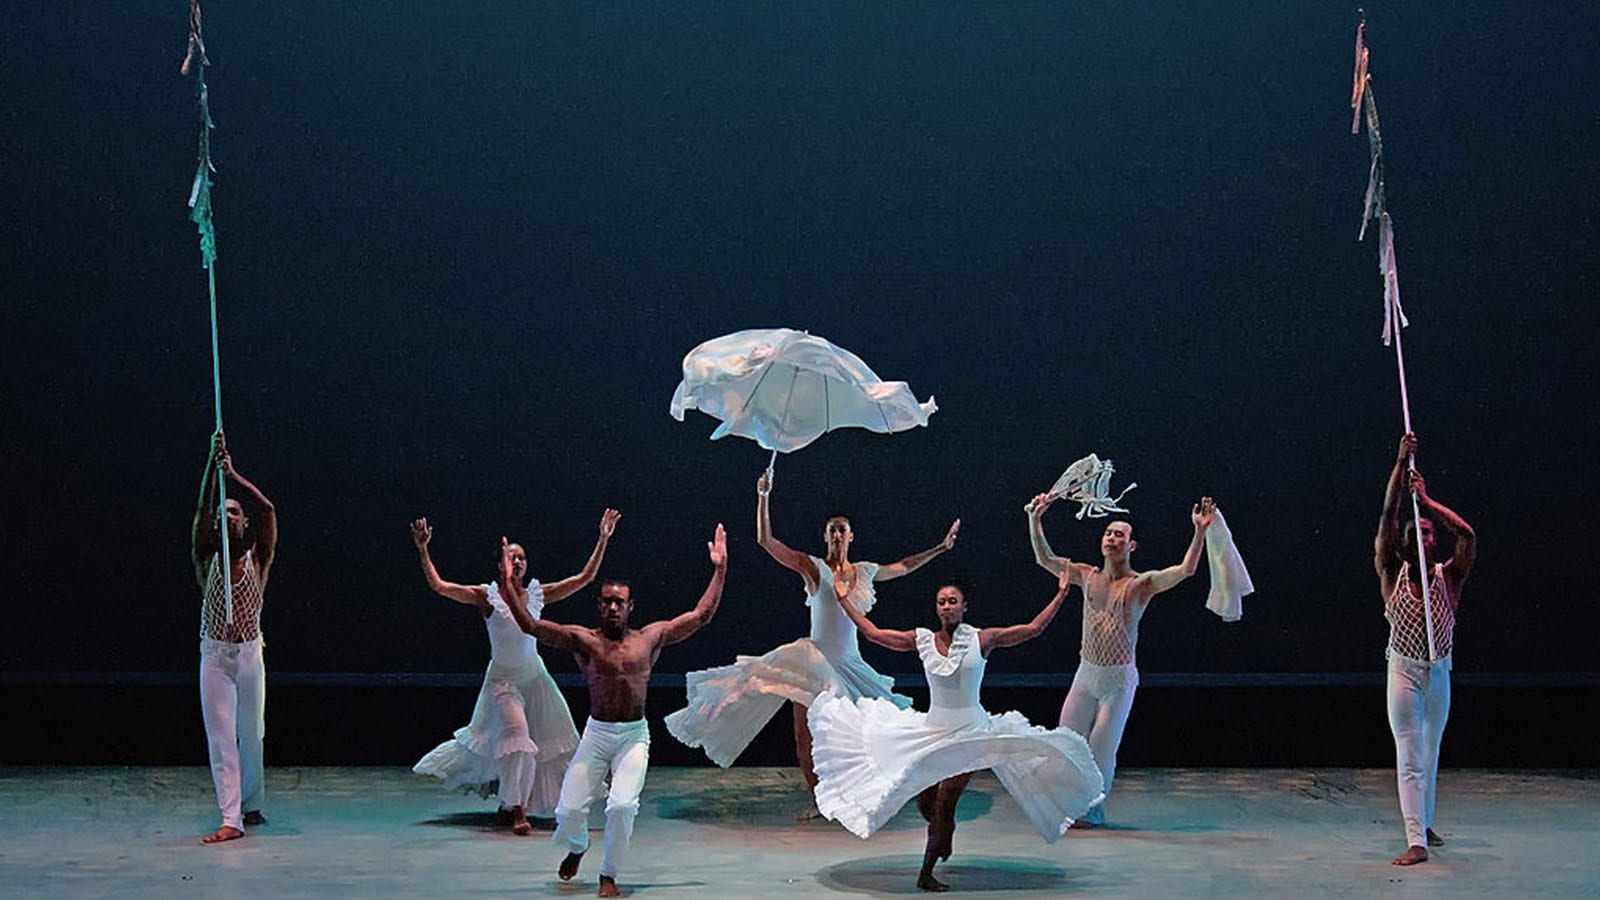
[
  {"left": 221, "top": 449, "right": 277, "bottom": 583},
  {"left": 1025, "top": 493, "right": 1079, "bottom": 582},
  {"left": 541, "top": 508, "right": 621, "bottom": 604},
  {"left": 980, "top": 568, "right": 1072, "bottom": 655},
  {"left": 875, "top": 518, "right": 960, "bottom": 582},
  {"left": 1139, "top": 497, "right": 1214, "bottom": 597},
  {"left": 191, "top": 431, "right": 225, "bottom": 585},
  {"left": 499, "top": 536, "right": 585, "bottom": 650},
  {"left": 833, "top": 577, "right": 917, "bottom": 652},
  {"left": 653, "top": 524, "right": 728, "bottom": 646},
  {"left": 1411, "top": 470, "right": 1476, "bottom": 590},
  {"left": 755, "top": 470, "right": 818, "bottom": 588},
  {"left": 1374, "top": 432, "right": 1413, "bottom": 579},
  {"left": 411, "top": 518, "right": 489, "bottom": 611}
]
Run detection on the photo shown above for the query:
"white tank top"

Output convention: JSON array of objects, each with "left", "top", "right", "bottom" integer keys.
[{"left": 483, "top": 581, "right": 545, "bottom": 670}]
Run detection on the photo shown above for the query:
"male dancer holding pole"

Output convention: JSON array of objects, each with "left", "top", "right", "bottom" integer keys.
[
  {"left": 192, "top": 431, "right": 277, "bottom": 843},
  {"left": 1375, "top": 432, "right": 1475, "bottom": 865}
]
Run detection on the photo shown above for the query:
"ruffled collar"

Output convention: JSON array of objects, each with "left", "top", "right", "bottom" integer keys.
[
  {"left": 485, "top": 580, "right": 545, "bottom": 618},
  {"left": 810, "top": 556, "right": 879, "bottom": 614},
  {"left": 916, "top": 623, "right": 978, "bottom": 676}
]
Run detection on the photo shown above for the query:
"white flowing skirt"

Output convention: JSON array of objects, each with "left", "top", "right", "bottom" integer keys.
[
  {"left": 665, "top": 638, "right": 912, "bottom": 767},
  {"left": 412, "top": 659, "right": 579, "bottom": 815},
  {"left": 808, "top": 693, "right": 1105, "bottom": 842}
]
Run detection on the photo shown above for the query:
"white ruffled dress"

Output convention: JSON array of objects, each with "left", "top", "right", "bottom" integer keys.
[
  {"left": 665, "top": 556, "right": 913, "bottom": 766},
  {"left": 809, "top": 623, "right": 1105, "bottom": 842},
  {"left": 412, "top": 583, "right": 580, "bottom": 814}
]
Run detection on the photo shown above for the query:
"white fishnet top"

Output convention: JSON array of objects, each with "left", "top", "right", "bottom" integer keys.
[
  {"left": 1386, "top": 562, "right": 1454, "bottom": 662},
  {"left": 199, "top": 550, "right": 265, "bottom": 643},
  {"left": 1080, "top": 571, "right": 1143, "bottom": 666}
]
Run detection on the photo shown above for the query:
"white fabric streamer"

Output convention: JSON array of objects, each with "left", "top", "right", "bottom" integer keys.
[{"left": 1203, "top": 509, "right": 1255, "bottom": 622}]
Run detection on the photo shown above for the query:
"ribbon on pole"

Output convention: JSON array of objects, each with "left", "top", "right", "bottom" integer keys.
[
  {"left": 184, "top": 0, "right": 232, "bottom": 622},
  {"left": 1351, "top": 14, "right": 1436, "bottom": 659}
]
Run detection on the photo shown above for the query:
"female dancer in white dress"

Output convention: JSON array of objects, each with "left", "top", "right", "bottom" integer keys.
[
  {"left": 665, "top": 470, "right": 958, "bottom": 810},
  {"left": 410, "top": 509, "right": 618, "bottom": 835},
  {"left": 809, "top": 571, "right": 1104, "bottom": 892}
]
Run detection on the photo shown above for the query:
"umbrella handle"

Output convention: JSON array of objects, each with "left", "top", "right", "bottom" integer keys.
[{"left": 766, "top": 448, "right": 778, "bottom": 480}]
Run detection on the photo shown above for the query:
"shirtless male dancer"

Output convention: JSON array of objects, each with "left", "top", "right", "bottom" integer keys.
[
  {"left": 500, "top": 524, "right": 727, "bottom": 898},
  {"left": 1026, "top": 494, "right": 1214, "bottom": 826}
]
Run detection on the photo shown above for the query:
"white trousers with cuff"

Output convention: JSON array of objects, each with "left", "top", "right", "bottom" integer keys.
[
  {"left": 1387, "top": 652, "right": 1451, "bottom": 848},
  {"left": 199, "top": 636, "right": 265, "bottom": 830},
  {"left": 553, "top": 717, "right": 650, "bottom": 879}
]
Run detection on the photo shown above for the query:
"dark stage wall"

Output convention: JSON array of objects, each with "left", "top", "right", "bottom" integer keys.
[
  {"left": 5, "top": 678, "right": 1596, "bottom": 769},
  {"left": 3, "top": 0, "right": 1597, "bottom": 746}
]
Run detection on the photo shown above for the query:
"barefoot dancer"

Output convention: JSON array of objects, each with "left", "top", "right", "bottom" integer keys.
[
  {"left": 502, "top": 525, "right": 727, "bottom": 898},
  {"left": 192, "top": 431, "right": 277, "bottom": 844},
  {"left": 808, "top": 572, "right": 1103, "bottom": 892},
  {"left": 1026, "top": 494, "right": 1214, "bottom": 826},
  {"left": 1376, "top": 433, "right": 1475, "bottom": 866},
  {"left": 409, "top": 510, "right": 617, "bottom": 834},
  {"left": 665, "top": 470, "right": 956, "bottom": 814}
]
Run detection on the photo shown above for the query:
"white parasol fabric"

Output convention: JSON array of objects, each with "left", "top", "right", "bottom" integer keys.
[
  {"left": 1029, "top": 453, "right": 1137, "bottom": 520},
  {"left": 669, "top": 328, "right": 937, "bottom": 456}
]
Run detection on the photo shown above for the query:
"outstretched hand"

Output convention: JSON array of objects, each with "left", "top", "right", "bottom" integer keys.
[
  {"left": 941, "top": 518, "right": 961, "bottom": 551},
  {"left": 707, "top": 523, "right": 728, "bottom": 568},
  {"left": 411, "top": 517, "right": 433, "bottom": 549},
  {"left": 1191, "top": 497, "right": 1216, "bottom": 531},
  {"left": 599, "top": 508, "right": 621, "bottom": 538},
  {"left": 756, "top": 470, "right": 772, "bottom": 497},
  {"left": 499, "top": 536, "right": 515, "bottom": 582}
]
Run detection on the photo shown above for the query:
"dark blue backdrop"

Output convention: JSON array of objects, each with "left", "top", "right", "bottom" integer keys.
[{"left": 3, "top": 2, "right": 1596, "bottom": 683}]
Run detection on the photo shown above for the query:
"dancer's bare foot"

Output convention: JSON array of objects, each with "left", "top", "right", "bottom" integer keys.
[
  {"left": 1391, "top": 845, "right": 1429, "bottom": 866},
  {"left": 510, "top": 806, "right": 532, "bottom": 835},
  {"left": 1426, "top": 828, "right": 1444, "bottom": 847},
  {"left": 916, "top": 871, "right": 950, "bottom": 892},
  {"left": 242, "top": 810, "right": 265, "bottom": 827},
  {"left": 202, "top": 825, "right": 243, "bottom": 844},
  {"left": 598, "top": 875, "right": 621, "bottom": 897},
  {"left": 1068, "top": 818, "right": 1100, "bottom": 830},
  {"left": 559, "top": 851, "right": 585, "bottom": 881},
  {"left": 794, "top": 800, "right": 824, "bottom": 821}
]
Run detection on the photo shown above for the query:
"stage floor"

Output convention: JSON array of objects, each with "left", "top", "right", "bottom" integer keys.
[{"left": 2, "top": 766, "right": 1596, "bottom": 898}]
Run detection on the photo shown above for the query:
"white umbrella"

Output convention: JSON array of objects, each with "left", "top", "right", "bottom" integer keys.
[{"left": 670, "top": 328, "right": 937, "bottom": 469}]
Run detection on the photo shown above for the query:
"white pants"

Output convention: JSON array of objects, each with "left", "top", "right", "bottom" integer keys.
[
  {"left": 553, "top": 718, "right": 650, "bottom": 879},
  {"left": 1058, "top": 659, "right": 1138, "bottom": 825},
  {"left": 487, "top": 678, "right": 538, "bottom": 810},
  {"left": 1387, "top": 653, "right": 1451, "bottom": 848},
  {"left": 199, "top": 636, "right": 265, "bottom": 830}
]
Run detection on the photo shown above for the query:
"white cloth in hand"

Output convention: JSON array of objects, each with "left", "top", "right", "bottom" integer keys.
[{"left": 1204, "top": 509, "right": 1254, "bottom": 622}]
